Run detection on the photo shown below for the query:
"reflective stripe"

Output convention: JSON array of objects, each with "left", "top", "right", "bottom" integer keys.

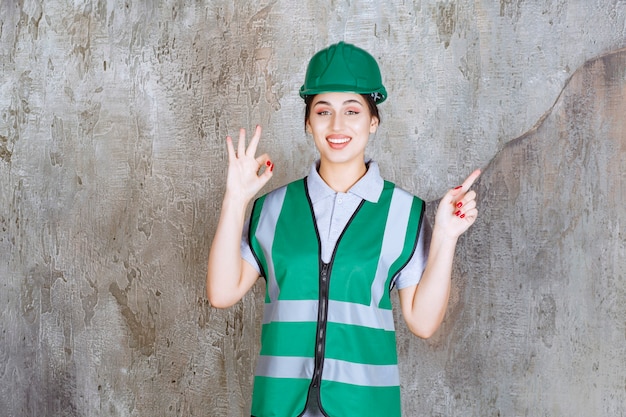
[
  {"left": 371, "top": 188, "right": 413, "bottom": 306},
  {"left": 327, "top": 300, "right": 394, "bottom": 331},
  {"left": 254, "top": 186, "right": 287, "bottom": 302},
  {"left": 323, "top": 358, "right": 400, "bottom": 387},
  {"left": 263, "top": 299, "right": 394, "bottom": 331},
  {"left": 256, "top": 356, "right": 399, "bottom": 387},
  {"left": 262, "top": 300, "right": 318, "bottom": 323},
  {"left": 255, "top": 355, "right": 314, "bottom": 380}
]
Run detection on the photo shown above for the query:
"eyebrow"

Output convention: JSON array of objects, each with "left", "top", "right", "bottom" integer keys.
[{"left": 312, "top": 99, "right": 364, "bottom": 107}]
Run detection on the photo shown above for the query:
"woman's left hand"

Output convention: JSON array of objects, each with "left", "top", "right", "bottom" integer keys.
[{"left": 434, "top": 169, "right": 481, "bottom": 240}]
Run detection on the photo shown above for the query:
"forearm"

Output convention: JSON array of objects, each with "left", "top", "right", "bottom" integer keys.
[
  {"left": 206, "top": 194, "right": 253, "bottom": 308},
  {"left": 403, "top": 225, "right": 458, "bottom": 337}
]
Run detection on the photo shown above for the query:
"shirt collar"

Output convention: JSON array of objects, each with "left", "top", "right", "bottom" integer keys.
[{"left": 306, "top": 159, "right": 385, "bottom": 204}]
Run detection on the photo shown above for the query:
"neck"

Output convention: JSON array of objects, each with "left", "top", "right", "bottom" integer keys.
[{"left": 318, "top": 160, "right": 367, "bottom": 193}]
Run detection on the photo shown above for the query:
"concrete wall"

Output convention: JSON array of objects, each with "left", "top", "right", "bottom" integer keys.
[{"left": 1, "top": 1, "right": 624, "bottom": 415}]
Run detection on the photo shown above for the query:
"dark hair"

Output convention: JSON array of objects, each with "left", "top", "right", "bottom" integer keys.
[{"left": 304, "top": 94, "right": 381, "bottom": 131}]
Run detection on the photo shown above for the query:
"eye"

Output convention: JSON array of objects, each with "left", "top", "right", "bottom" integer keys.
[
  {"left": 316, "top": 110, "right": 331, "bottom": 116},
  {"left": 345, "top": 110, "right": 360, "bottom": 115}
]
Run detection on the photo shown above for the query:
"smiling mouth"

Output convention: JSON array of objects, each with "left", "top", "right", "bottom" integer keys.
[{"left": 327, "top": 137, "right": 351, "bottom": 144}]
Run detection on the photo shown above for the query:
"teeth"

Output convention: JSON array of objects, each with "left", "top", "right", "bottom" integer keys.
[{"left": 327, "top": 137, "right": 350, "bottom": 144}]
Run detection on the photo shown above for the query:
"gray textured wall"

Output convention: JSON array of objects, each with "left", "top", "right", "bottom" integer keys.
[{"left": 1, "top": 1, "right": 625, "bottom": 416}]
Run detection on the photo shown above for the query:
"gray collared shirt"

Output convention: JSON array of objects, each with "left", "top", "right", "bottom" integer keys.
[{"left": 242, "top": 160, "right": 430, "bottom": 289}]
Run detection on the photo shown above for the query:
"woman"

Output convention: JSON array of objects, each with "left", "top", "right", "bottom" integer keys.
[{"left": 207, "top": 42, "right": 479, "bottom": 417}]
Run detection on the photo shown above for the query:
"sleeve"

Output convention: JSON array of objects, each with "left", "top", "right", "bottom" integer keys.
[
  {"left": 241, "top": 217, "right": 262, "bottom": 275},
  {"left": 393, "top": 215, "right": 431, "bottom": 290}
]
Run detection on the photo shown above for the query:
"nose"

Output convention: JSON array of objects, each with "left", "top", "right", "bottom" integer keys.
[{"left": 331, "top": 113, "right": 344, "bottom": 131}]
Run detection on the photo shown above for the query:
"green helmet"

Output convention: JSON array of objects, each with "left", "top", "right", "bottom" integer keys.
[{"left": 299, "top": 42, "right": 387, "bottom": 104}]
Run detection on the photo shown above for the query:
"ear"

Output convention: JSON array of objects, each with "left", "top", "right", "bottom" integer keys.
[
  {"left": 306, "top": 120, "right": 312, "bottom": 134},
  {"left": 369, "top": 116, "right": 379, "bottom": 134}
]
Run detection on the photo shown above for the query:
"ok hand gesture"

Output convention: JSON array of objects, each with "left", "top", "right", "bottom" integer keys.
[{"left": 224, "top": 125, "right": 274, "bottom": 205}]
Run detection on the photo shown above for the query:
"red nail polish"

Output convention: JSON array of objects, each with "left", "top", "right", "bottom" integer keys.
[
  {"left": 266, "top": 160, "right": 271, "bottom": 166},
  {"left": 269, "top": 163, "right": 274, "bottom": 172},
  {"left": 455, "top": 210, "right": 461, "bottom": 216},
  {"left": 460, "top": 213, "right": 466, "bottom": 219},
  {"left": 456, "top": 202, "right": 463, "bottom": 208},
  {"left": 454, "top": 186, "right": 462, "bottom": 190}
]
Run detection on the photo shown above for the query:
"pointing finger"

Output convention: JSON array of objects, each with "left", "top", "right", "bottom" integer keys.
[{"left": 457, "top": 169, "right": 481, "bottom": 193}]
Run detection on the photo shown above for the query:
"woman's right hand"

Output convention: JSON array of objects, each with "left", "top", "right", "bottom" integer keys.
[
  {"left": 225, "top": 125, "right": 274, "bottom": 205},
  {"left": 207, "top": 125, "right": 272, "bottom": 308}
]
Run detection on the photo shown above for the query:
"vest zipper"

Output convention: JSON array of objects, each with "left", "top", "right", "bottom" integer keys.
[
  {"left": 312, "top": 262, "right": 330, "bottom": 389},
  {"left": 300, "top": 261, "right": 330, "bottom": 416},
  {"left": 301, "top": 179, "right": 365, "bottom": 416}
]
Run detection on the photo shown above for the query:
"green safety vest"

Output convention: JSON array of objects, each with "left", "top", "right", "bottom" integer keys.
[{"left": 248, "top": 177, "right": 424, "bottom": 417}]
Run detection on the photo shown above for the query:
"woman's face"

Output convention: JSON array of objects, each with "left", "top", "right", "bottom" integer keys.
[{"left": 306, "top": 92, "right": 379, "bottom": 168}]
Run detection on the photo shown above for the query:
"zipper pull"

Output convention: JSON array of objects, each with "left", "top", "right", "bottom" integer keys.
[{"left": 321, "top": 263, "right": 329, "bottom": 282}]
